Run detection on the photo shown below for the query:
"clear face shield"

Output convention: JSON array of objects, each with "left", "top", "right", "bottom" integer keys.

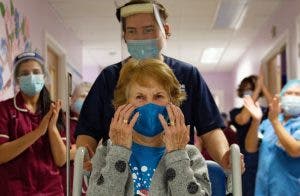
[{"left": 118, "top": 2, "right": 167, "bottom": 63}]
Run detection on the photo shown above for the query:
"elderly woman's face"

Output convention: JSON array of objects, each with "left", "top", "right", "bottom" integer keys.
[{"left": 128, "top": 79, "right": 170, "bottom": 107}]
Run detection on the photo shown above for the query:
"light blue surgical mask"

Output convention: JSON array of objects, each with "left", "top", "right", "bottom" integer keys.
[
  {"left": 19, "top": 74, "right": 44, "bottom": 96},
  {"left": 72, "top": 99, "right": 84, "bottom": 114},
  {"left": 243, "top": 90, "right": 253, "bottom": 97},
  {"left": 127, "top": 38, "right": 161, "bottom": 60},
  {"left": 132, "top": 103, "right": 169, "bottom": 137},
  {"left": 281, "top": 95, "right": 300, "bottom": 116}
]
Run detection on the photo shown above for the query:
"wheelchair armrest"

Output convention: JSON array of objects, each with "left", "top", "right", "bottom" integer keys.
[{"left": 72, "top": 147, "right": 89, "bottom": 196}]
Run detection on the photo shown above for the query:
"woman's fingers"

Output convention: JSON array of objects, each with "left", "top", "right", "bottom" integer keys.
[
  {"left": 114, "top": 104, "right": 136, "bottom": 125},
  {"left": 169, "top": 104, "right": 186, "bottom": 133},
  {"left": 45, "top": 104, "right": 54, "bottom": 120},
  {"left": 48, "top": 100, "right": 62, "bottom": 121},
  {"left": 172, "top": 106, "right": 182, "bottom": 144},
  {"left": 109, "top": 104, "right": 137, "bottom": 149},
  {"left": 166, "top": 104, "right": 175, "bottom": 126},
  {"left": 129, "top": 112, "right": 139, "bottom": 128},
  {"left": 122, "top": 104, "right": 136, "bottom": 124},
  {"left": 159, "top": 114, "right": 169, "bottom": 131},
  {"left": 178, "top": 107, "right": 185, "bottom": 127},
  {"left": 113, "top": 104, "right": 127, "bottom": 122},
  {"left": 160, "top": 104, "right": 189, "bottom": 152},
  {"left": 174, "top": 105, "right": 185, "bottom": 127},
  {"left": 51, "top": 101, "right": 62, "bottom": 123}
]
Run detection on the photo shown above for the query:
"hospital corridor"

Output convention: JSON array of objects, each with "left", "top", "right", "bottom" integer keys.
[{"left": 0, "top": 0, "right": 300, "bottom": 195}]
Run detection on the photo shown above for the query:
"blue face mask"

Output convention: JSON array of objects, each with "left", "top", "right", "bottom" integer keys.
[
  {"left": 127, "top": 38, "right": 161, "bottom": 60},
  {"left": 19, "top": 74, "right": 45, "bottom": 96},
  {"left": 72, "top": 99, "right": 84, "bottom": 114},
  {"left": 281, "top": 95, "right": 300, "bottom": 116},
  {"left": 132, "top": 103, "right": 169, "bottom": 137}
]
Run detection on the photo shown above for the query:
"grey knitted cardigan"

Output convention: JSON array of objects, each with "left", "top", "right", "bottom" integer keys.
[{"left": 87, "top": 140, "right": 211, "bottom": 196}]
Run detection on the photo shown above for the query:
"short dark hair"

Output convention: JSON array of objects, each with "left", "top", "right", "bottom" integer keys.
[{"left": 237, "top": 75, "right": 258, "bottom": 98}]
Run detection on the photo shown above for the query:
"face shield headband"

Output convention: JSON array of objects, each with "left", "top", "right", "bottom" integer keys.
[{"left": 120, "top": 3, "right": 166, "bottom": 38}]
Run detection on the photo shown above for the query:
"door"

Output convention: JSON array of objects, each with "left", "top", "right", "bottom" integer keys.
[
  {"left": 266, "top": 46, "right": 287, "bottom": 95},
  {"left": 47, "top": 46, "right": 59, "bottom": 100}
]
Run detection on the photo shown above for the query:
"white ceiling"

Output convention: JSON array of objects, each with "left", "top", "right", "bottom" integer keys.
[{"left": 47, "top": 0, "right": 282, "bottom": 72}]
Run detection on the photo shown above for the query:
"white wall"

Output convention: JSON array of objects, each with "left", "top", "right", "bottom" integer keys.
[{"left": 233, "top": 0, "right": 300, "bottom": 107}]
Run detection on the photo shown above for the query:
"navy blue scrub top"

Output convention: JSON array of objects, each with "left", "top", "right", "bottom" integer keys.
[{"left": 75, "top": 56, "right": 224, "bottom": 144}]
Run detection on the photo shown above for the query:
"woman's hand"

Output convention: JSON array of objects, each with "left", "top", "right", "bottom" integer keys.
[
  {"left": 83, "top": 144, "right": 94, "bottom": 172},
  {"left": 243, "top": 95, "right": 263, "bottom": 122},
  {"left": 109, "top": 104, "right": 139, "bottom": 149},
  {"left": 48, "top": 100, "right": 62, "bottom": 132},
  {"left": 220, "top": 149, "right": 246, "bottom": 173},
  {"left": 159, "top": 104, "right": 190, "bottom": 153},
  {"left": 36, "top": 106, "right": 53, "bottom": 135},
  {"left": 268, "top": 95, "right": 280, "bottom": 122}
]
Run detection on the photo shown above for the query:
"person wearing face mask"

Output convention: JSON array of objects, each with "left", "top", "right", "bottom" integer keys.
[
  {"left": 59, "top": 82, "right": 92, "bottom": 195},
  {"left": 230, "top": 75, "right": 273, "bottom": 151},
  {"left": 87, "top": 59, "right": 211, "bottom": 196},
  {"left": 243, "top": 79, "right": 300, "bottom": 195},
  {"left": 229, "top": 73, "right": 272, "bottom": 196},
  {"left": 0, "top": 52, "right": 66, "bottom": 195},
  {"left": 70, "top": 82, "right": 92, "bottom": 117},
  {"left": 76, "top": 0, "right": 239, "bottom": 176}
]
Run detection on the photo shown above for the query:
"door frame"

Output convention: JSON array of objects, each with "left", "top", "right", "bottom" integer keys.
[
  {"left": 44, "top": 32, "right": 67, "bottom": 109},
  {"left": 261, "top": 30, "right": 290, "bottom": 72},
  {"left": 297, "top": 14, "right": 300, "bottom": 77},
  {"left": 261, "top": 30, "right": 289, "bottom": 90}
]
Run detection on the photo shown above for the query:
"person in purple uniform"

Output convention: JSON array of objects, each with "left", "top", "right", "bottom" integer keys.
[{"left": 0, "top": 52, "right": 66, "bottom": 195}]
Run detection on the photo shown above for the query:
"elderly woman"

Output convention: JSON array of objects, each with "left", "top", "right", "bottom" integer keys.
[
  {"left": 87, "top": 59, "right": 211, "bottom": 196},
  {"left": 243, "top": 79, "right": 300, "bottom": 195}
]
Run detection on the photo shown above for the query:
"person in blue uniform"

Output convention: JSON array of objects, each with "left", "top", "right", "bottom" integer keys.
[{"left": 244, "top": 79, "right": 300, "bottom": 196}]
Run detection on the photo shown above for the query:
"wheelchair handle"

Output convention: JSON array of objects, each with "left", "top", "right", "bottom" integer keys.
[{"left": 230, "top": 144, "right": 242, "bottom": 196}]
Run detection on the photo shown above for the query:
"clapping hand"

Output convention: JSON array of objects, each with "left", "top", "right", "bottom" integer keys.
[
  {"left": 243, "top": 95, "right": 263, "bottom": 121},
  {"left": 268, "top": 95, "right": 280, "bottom": 122},
  {"left": 48, "top": 100, "right": 62, "bottom": 132},
  {"left": 36, "top": 105, "right": 53, "bottom": 135}
]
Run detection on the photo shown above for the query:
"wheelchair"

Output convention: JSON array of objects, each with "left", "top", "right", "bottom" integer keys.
[{"left": 72, "top": 144, "right": 242, "bottom": 196}]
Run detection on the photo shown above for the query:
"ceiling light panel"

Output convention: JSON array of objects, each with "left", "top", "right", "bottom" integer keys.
[{"left": 213, "top": 0, "right": 248, "bottom": 29}]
